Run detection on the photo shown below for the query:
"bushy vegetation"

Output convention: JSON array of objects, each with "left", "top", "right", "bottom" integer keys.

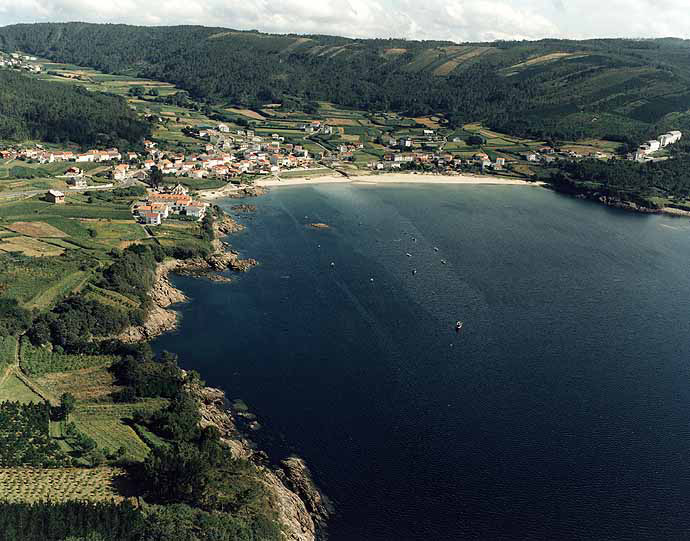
[
  {"left": 0, "top": 69, "right": 149, "bottom": 146},
  {"left": 0, "top": 299, "right": 31, "bottom": 337},
  {"left": 110, "top": 351, "right": 185, "bottom": 400},
  {"left": 101, "top": 244, "right": 165, "bottom": 301},
  {"left": 28, "top": 296, "right": 136, "bottom": 352}
]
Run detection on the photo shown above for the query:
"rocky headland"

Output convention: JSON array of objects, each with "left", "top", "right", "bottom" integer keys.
[{"left": 120, "top": 207, "right": 330, "bottom": 540}]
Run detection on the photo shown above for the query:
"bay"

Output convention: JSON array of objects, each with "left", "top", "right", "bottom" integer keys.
[{"left": 154, "top": 184, "right": 690, "bottom": 540}]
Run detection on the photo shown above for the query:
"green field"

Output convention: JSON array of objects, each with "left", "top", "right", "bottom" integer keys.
[
  {"left": 0, "top": 374, "right": 41, "bottom": 404},
  {"left": 24, "top": 270, "right": 90, "bottom": 310},
  {"left": 72, "top": 401, "right": 164, "bottom": 461}
]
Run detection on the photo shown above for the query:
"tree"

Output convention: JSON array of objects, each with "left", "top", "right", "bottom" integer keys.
[
  {"left": 143, "top": 443, "right": 211, "bottom": 504},
  {"left": 128, "top": 86, "right": 145, "bottom": 98},
  {"left": 148, "top": 166, "right": 163, "bottom": 189},
  {"left": 60, "top": 393, "right": 76, "bottom": 420},
  {"left": 147, "top": 87, "right": 160, "bottom": 97}
]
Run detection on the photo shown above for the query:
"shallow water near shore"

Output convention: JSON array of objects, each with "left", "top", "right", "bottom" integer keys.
[{"left": 154, "top": 184, "right": 690, "bottom": 540}]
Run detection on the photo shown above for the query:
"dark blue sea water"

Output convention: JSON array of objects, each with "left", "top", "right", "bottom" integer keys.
[{"left": 154, "top": 184, "right": 690, "bottom": 540}]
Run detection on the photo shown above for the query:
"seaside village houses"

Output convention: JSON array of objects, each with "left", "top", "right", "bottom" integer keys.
[
  {"left": 2, "top": 121, "right": 328, "bottom": 192},
  {"left": 132, "top": 184, "right": 209, "bottom": 226}
]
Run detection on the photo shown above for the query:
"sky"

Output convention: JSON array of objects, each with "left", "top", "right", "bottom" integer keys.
[{"left": 0, "top": 0, "right": 689, "bottom": 43}]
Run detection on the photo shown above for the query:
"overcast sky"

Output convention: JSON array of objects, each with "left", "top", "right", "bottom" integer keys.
[{"left": 0, "top": 0, "right": 689, "bottom": 43}]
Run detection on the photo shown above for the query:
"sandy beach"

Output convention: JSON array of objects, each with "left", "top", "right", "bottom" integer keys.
[
  {"left": 256, "top": 175, "right": 352, "bottom": 187},
  {"left": 257, "top": 172, "right": 539, "bottom": 187},
  {"left": 198, "top": 172, "right": 541, "bottom": 200}
]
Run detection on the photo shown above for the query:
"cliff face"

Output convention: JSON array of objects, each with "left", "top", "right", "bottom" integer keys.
[{"left": 119, "top": 261, "right": 187, "bottom": 342}]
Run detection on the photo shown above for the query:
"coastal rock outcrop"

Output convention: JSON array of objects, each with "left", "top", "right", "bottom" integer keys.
[
  {"left": 279, "top": 457, "right": 333, "bottom": 536},
  {"left": 193, "top": 385, "right": 327, "bottom": 541},
  {"left": 118, "top": 261, "right": 187, "bottom": 342}
]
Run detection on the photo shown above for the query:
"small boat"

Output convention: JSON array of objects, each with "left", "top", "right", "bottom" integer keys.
[
  {"left": 330, "top": 262, "right": 335, "bottom": 268},
  {"left": 412, "top": 269, "right": 417, "bottom": 275},
  {"left": 370, "top": 278, "right": 375, "bottom": 283},
  {"left": 434, "top": 247, "right": 439, "bottom": 252},
  {"left": 441, "top": 259, "right": 447, "bottom": 265},
  {"left": 455, "top": 321, "right": 463, "bottom": 332},
  {"left": 406, "top": 253, "right": 412, "bottom": 257}
]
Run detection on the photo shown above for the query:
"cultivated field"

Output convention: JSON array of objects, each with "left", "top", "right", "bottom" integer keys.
[{"left": 0, "top": 467, "right": 130, "bottom": 503}]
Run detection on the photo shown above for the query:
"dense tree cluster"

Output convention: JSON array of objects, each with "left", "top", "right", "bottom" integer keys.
[
  {"left": 28, "top": 296, "right": 136, "bottom": 351},
  {"left": 101, "top": 244, "right": 165, "bottom": 301},
  {"left": 0, "top": 70, "right": 149, "bottom": 146},
  {"left": 0, "top": 298, "right": 31, "bottom": 337},
  {"left": 111, "top": 350, "right": 185, "bottom": 400}
]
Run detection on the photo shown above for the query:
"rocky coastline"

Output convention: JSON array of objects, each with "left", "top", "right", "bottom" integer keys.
[
  {"left": 121, "top": 208, "right": 330, "bottom": 540},
  {"left": 195, "top": 385, "right": 331, "bottom": 541}
]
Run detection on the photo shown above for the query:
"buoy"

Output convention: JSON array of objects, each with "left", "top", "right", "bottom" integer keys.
[{"left": 330, "top": 262, "right": 335, "bottom": 267}]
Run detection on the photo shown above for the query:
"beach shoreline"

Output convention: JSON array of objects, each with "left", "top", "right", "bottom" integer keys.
[{"left": 255, "top": 172, "right": 540, "bottom": 188}]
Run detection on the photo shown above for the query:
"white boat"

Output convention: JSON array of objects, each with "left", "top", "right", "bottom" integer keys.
[{"left": 455, "top": 321, "right": 463, "bottom": 332}]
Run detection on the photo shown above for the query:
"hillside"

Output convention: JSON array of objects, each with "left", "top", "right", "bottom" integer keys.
[
  {"left": 1, "top": 23, "right": 690, "bottom": 144},
  {"left": 0, "top": 69, "right": 149, "bottom": 146}
]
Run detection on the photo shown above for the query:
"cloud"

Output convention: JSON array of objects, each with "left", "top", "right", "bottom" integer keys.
[{"left": 0, "top": 0, "right": 690, "bottom": 42}]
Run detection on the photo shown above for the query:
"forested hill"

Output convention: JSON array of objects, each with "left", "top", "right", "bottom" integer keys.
[
  {"left": 0, "top": 70, "right": 149, "bottom": 146},
  {"left": 2, "top": 23, "right": 690, "bottom": 142}
]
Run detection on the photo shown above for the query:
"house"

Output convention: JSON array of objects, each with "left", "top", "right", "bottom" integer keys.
[
  {"left": 217, "top": 123, "right": 230, "bottom": 133},
  {"left": 526, "top": 152, "right": 539, "bottom": 162},
  {"left": 71, "top": 177, "right": 88, "bottom": 189},
  {"left": 76, "top": 153, "right": 95, "bottom": 163},
  {"left": 169, "top": 183, "right": 189, "bottom": 195},
  {"left": 112, "top": 164, "right": 130, "bottom": 181},
  {"left": 143, "top": 212, "right": 162, "bottom": 226},
  {"left": 185, "top": 201, "right": 208, "bottom": 219},
  {"left": 150, "top": 203, "right": 169, "bottom": 219},
  {"left": 65, "top": 167, "right": 83, "bottom": 178},
  {"left": 46, "top": 190, "right": 65, "bottom": 204}
]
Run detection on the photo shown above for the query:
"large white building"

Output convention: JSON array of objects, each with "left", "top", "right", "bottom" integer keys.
[{"left": 658, "top": 131, "right": 682, "bottom": 147}]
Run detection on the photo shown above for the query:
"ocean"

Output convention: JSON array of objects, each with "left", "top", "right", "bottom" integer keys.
[{"left": 154, "top": 184, "right": 690, "bottom": 540}]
